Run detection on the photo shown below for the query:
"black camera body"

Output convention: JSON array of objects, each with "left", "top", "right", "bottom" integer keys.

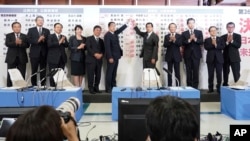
[
  {"left": 58, "top": 111, "right": 71, "bottom": 123},
  {"left": 56, "top": 97, "right": 80, "bottom": 123}
]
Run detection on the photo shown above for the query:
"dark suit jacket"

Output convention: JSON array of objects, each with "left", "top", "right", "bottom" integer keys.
[
  {"left": 221, "top": 33, "right": 241, "bottom": 62},
  {"left": 163, "top": 33, "right": 182, "bottom": 62},
  {"left": 182, "top": 29, "right": 203, "bottom": 59},
  {"left": 204, "top": 37, "right": 225, "bottom": 64},
  {"left": 27, "top": 27, "right": 50, "bottom": 58},
  {"left": 104, "top": 24, "right": 127, "bottom": 60},
  {"left": 47, "top": 34, "right": 68, "bottom": 64},
  {"left": 68, "top": 35, "right": 86, "bottom": 62},
  {"left": 134, "top": 26, "right": 159, "bottom": 61},
  {"left": 5, "top": 32, "right": 29, "bottom": 64},
  {"left": 85, "top": 35, "right": 105, "bottom": 63}
]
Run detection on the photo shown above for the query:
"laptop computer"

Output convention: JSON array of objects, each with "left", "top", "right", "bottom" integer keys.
[{"left": 0, "top": 118, "right": 16, "bottom": 138}]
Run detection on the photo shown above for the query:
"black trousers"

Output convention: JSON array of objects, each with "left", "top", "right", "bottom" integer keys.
[
  {"left": 105, "top": 59, "right": 119, "bottom": 91},
  {"left": 48, "top": 56, "right": 65, "bottom": 87},
  {"left": 167, "top": 60, "right": 180, "bottom": 87},
  {"left": 223, "top": 61, "right": 240, "bottom": 85},
  {"left": 207, "top": 60, "right": 222, "bottom": 91},
  {"left": 7, "top": 57, "right": 26, "bottom": 87},
  {"left": 30, "top": 54, "right": 47, "bottom": 86},
  {"left": 87, "top": 60, "right": 102, "bottom": 89},
  {"left": 184, "top": 56, "right": 200, "bottom": 89}
]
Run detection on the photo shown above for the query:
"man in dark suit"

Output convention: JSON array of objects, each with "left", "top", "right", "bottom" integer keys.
[
  {"left": 134, "top": 22, "right": 159, "bottom": 69},
  {"left": 221, "top": 22, "right": 241, "bottom": 86},
  {"left": 47, "top": 23, "right": 68, "bottom": 87},
  {"left": 163, "top": 23, "right": 182, "bottom": 86},
  {"left": 86, "top": 25, "right": 105, "bottom": 94},
  {"left": 104, "top": 21, "right": 127, "bottom": 93},
  {"left": 181, "top": 18, "right": 203, "bottom": 89},
  {"left": 5, "top": 22, "right": 29, "bottom": 87},
  {"left": 204, "top": 26, "right": 225, "bottom": 93},
  {"left": 27, "top": 16, "right": 50, "bottom": 86}
]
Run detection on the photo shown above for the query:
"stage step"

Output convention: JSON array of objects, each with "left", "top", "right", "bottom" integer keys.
[{"left": 82, "top": 89, "right": 220, "bottom": 103}]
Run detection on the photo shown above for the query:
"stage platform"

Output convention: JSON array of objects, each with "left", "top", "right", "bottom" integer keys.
[{"left": 83, "top": 89, "right": 220, "bottom": 103}]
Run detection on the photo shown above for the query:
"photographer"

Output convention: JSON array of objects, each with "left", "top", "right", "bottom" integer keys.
[{"left": 6, "top": 105, "right": 79, "bottom": 141}]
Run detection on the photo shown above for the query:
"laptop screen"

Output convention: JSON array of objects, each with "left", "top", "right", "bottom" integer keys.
[{"left": 0, "top": 118, "right": 16, "bottom": 137}]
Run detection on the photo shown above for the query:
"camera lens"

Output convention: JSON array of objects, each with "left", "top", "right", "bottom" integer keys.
[{"left": 56, "top": 97, "right": 80, "bottom": 113}]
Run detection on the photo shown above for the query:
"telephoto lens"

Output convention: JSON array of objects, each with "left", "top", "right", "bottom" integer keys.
[{"left": 56, "top": 97, "right": 80, "bottom": 123}]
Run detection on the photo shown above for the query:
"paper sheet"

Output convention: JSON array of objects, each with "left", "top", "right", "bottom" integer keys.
[{"left": 8, "top": 68, "right": 27, "bottom": 88}]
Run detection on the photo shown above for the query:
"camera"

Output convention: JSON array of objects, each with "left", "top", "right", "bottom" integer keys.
[{"left": 56, "top": 97, "right": 80, "bottom": 123}]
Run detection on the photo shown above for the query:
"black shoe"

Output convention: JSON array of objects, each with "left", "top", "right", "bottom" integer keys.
[
  {"left": 207, "top": 90, "right": 214, "bottom": 93},
  {"left": 89, "top": 89, "right": 96, "bottom": 94},
  {"left": 94, "top": 87, "right": 101, "bottom": 93},
  {"left": 222, "top": 83, "right": 228, "bottom": 86}
]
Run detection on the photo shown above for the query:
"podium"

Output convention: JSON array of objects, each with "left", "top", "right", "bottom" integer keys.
[
  {"left": 221, "top": 86, "right": 250, "bottom": 120},
  {"left": 112, "top": 87, "right": 200, "bottom": 120},
  {"left": 0, "top": 88, "right": 83, "bottom": 121}
]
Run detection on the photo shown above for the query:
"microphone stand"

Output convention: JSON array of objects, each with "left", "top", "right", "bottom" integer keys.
[
  {"left": 153, "top": 68, "right": 160, "bottom": 90},
  {"left": 147, "top": 69, "right": 152, "bottom": 90},
  {"left": 23, "top": 68, "right": 46, "bottom": 91},
  {"left": 54, "top": 69, "right": 60, "bottom": 91},
  {"left": 40, "top": 69, "right": 58, "bottom": 90},
  {"left": 163, "top": 67, "right": 180, "bottom": 97}
]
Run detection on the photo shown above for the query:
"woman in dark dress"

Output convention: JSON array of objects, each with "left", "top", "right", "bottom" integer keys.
[{"left": 69, "top": 25, "right": 86, "bottom": 87}]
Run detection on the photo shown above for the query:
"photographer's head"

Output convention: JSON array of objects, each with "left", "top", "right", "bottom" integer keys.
[
  {"left": 6, "top": 105, "right": 78, "bottom": 141},
  {"left": 145, "top": 96, "right": 199, "bottom": 141}
]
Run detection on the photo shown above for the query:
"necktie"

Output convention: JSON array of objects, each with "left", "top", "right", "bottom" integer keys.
[
  {"left": 16, "top": 33, "right": 19, "bottom": 39},
  {"left": 96, "top": 37, "right": 99, "bottom": 43},
  {"left": 58, "top": 35, "right": 61, "bottom": 40},
  {"left": 171, "top": 33, "right": 174, "bottom": 37},
  {"left": 190, "top": 30, "right": 193, "bottom": 35},
  {"left": 38, "top": 27, "right": 42, "bottom": 36},
  {"left": 146, "top": 33, "right": 150, "bottom": 39}
]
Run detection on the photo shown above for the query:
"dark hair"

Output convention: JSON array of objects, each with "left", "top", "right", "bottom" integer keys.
[
  {"left": 187, "top": 18, "right": 195, "bottom": 25},
  {"left": 208, "top": 26, "right": 217, "bottom": 32},
  {"left": 145, "top": 96, "right": 199, "bottom": 141},
  {"left": 35, "top": 15, "right": 44, "bottom": 21},
  {"left": 6, "top": 106, "right": 64, "bottom": 141},
  {"left": 54, "top": 23, "right": 63, "bottom": 28},
  {"left": 11, "top": 22, "right": 21, "bottom": 28},
  {"left": 108, "top": 22, "right": 115, "bottom": 27},
  {"left": 93, "top": 25, "right": 102, "bottom": 31},
  {"left": 168, "top": 23, "right": 177, "bottom": 29},
  {"left": 226, "top": 22, "right": 235, "bottom": 28},
  {"left": 74, "top": 25, "right": 83, "bottom": 31},
  {"left": 146, "top": 22, "right": 153, "bottom": 27}
]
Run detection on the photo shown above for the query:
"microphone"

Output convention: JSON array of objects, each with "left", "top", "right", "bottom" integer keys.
[
  {"left": 40, "top": 68, "right": 61, "bottom": 89},
  {"left": 86, "top": 125, "right": 96, "bottom": 141},
  {"left": 153, "top": 68, "right": 160, "bottom": 90},
  {"left": 146, "top": 69, "right": 152, "bottom": 90},
  {"left": 163, "top": 67, "right": 180, "bottom": 97},
  {"left": 22, "top": 68, "right": 46, "bottom": 90}
]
